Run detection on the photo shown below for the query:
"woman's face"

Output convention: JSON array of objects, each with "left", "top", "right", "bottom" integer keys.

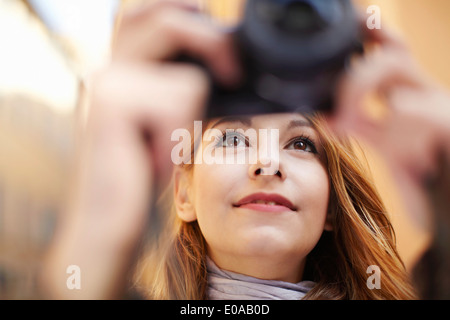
[{"left": 177, "top": 113, "right": 331, "bottom": 282}]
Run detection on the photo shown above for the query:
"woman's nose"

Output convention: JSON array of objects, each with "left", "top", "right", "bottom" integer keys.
[
  {"left": 249, "top": 155, "right": 284, "bottom": 180},
  {"left": 248, "top": 128, "right": 285, "bottom": 180},
  {"left": 253, "top": 167, "right": 283, "bottom": 178}
]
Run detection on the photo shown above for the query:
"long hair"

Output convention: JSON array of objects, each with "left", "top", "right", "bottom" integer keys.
[{"left": 133, "top": 113, "right": 417, "bottom": 300}]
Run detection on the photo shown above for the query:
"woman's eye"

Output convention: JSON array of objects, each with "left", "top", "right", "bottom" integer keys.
[
  {"left": 221, "top": 133, "right": 248, "bottom": 148},
  {"left": 286, "top": 137, "right": 317, "bottom": 154}
]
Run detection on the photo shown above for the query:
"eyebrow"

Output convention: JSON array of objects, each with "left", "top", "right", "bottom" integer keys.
[
  {"left": 210, "top": 116, "right": 314, "bottom": 131},
  {"left": 210, "top": 116, "right": 252, "bottom": 129},
  {"left": 287, "top": 118, "right": 313, "bottom": 130}
]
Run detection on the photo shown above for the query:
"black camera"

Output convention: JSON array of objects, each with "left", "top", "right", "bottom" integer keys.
[{"left": 204, "top": 0, "right": 362, "bottom": 118}]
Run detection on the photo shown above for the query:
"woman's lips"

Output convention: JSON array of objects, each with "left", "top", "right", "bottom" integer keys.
[
  {"left": 236, "top": 202, "right": 293, "bottom": 213},
  {"left": 233, "top": 193, "right": 297, "bottom": 212}
]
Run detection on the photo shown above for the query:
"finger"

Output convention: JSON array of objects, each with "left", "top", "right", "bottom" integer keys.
[
  {"left": 331, "top": 49, "right": 423, "bottom": 139},
  {"left": 356, "top": 9, "right": 409, "bottom": 51},
  {"left": 90, "top": 63, "right": 208, "bottom": 122},
  {"left": 88, "top": 63, "right": 209, "bottom": 182},
  {"left": 113, "top": 1, "right": 241, "bottom": 86}
]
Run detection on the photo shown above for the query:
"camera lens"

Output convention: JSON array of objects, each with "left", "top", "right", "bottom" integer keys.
[
  {"left": 209, "top": 0, "right": 361, "bottom": 117},
  {"left": 279, "top": 1, "right": 325, "bottom": 33},
  {"left": 255, "top": 0, "right": 325, "bottom": 33}
]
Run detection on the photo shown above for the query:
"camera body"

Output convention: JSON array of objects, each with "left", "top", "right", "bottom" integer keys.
[{"left": 205, "top": 0, "right": 363, "bottom": 118}]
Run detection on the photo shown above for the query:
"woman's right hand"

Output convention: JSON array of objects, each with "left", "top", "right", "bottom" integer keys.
[
  {"left": 42, "top": 1, "right": 240, "bottom": 299},
  {"left": 330, "top": 22, "right": 450, "bottom": 238}
]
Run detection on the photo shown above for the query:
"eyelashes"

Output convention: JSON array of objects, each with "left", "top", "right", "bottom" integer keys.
[
  {"left": 214, "top": 131, "right": 318, "bottom": 154},
  {"left": 285, "top": 135, "right": 318, "bottom": 154},
  {"left": 215, "top": 131, "right": 249, "bottom": 148}
]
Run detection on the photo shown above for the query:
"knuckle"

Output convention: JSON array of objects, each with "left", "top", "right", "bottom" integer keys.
[
  {"left": 89, "top": 69, "right": 115, "bottom": 108},
  {"left": 120, "top": 1, "right": 165, "bottom": 26},
  {"left": 179, "top": 66, "right": 209, "bottom": 102},
  {"left": 87, "top": 68, "right": 124, "bottom": 122}
]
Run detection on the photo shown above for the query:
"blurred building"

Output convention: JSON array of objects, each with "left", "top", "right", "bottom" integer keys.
[
  {"left": 0, "top": 0, "right": 79, "bottom": 299},
  {"left": 121, "top": 0, "right": 245, "bottom": 26},
  {"left": 0, "top": 0, "right": 120, "bottom": 298},
  {"left": 0, "top": 94, "right": 73, "bottom": 299}
]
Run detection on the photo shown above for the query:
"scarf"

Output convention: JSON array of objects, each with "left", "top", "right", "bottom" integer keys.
[{"left": 206, "top": 257, "right": 315, "bottom": 300}]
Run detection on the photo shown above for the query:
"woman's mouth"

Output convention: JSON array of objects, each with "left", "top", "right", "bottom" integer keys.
[{"left": 233, "top": 193, "right": 297, "bottom": 213}]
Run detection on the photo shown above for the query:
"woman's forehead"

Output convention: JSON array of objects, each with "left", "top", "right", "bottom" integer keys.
[{"left": 208, "top": 113, "right": 313, "bottom": 130}]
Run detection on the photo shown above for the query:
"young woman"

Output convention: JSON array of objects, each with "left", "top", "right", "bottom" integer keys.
[
  {"left": 133, "top": 112, "right": 416, "bottom": 299},
  {"left": 42, "top": 1, "right": 450, "bottom": 300}
]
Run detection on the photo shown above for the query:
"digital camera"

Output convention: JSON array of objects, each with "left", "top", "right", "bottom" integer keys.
[{"left": 204, "top": 0, "right": 363, "bottom": 118}]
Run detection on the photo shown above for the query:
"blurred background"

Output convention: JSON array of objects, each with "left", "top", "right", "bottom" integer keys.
[{"left": 0, "top": 0, "right": 449, "bottom": 299}]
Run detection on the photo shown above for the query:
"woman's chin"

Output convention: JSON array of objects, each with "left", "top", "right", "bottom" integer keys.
[{"left": 231, "top": 225, "right": 304, "bottom": 257}]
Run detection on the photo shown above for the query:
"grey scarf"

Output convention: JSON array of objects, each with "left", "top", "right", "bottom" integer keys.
[{"left": 206, "top": 257, "right": 315, "bottom": 300}]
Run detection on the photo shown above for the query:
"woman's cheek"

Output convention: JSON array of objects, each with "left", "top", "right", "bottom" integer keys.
[
  {"left": 288, "top": 162, "right": 330, "bottom": 221},
  {"left": 192, "top": 162, "right": 245, "bottom": 214}
]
